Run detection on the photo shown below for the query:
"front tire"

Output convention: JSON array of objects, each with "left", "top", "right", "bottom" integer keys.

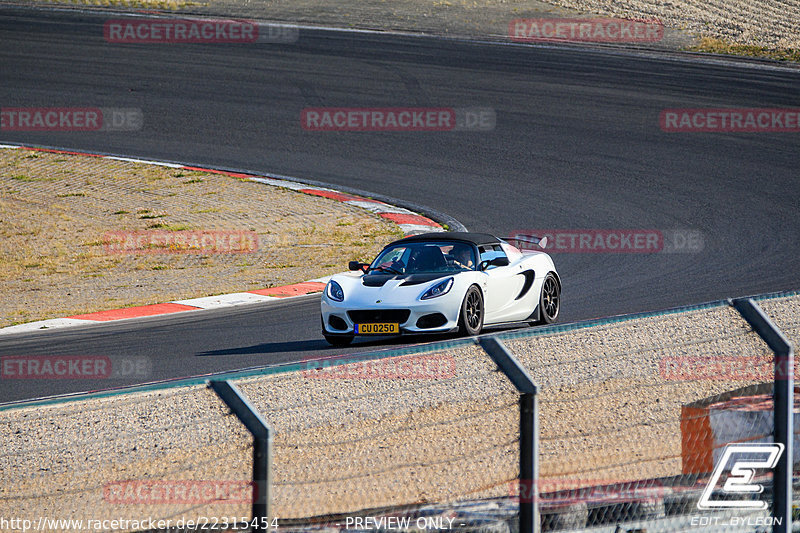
[
  {"left": 458, "top": 285, "right": 484, "bottom": 336},
  {"left": 536, "top": 273, "right": 560, "bottom": 325}
]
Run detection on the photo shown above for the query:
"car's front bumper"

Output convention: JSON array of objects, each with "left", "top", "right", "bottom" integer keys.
[{"left": 321, "top": 298, "right": 462, "bottom": 337}]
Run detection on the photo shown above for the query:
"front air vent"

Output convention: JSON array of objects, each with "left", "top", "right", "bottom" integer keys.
[
  {"left": 328, "top": 315, "right": 348, "bottom": 331},
  {"left": 416, "top": 313, "right": 448, "bottom": 329}
]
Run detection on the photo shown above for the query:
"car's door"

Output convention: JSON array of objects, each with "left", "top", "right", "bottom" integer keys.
[{"left": 479, "top": 245, "right": 526, "bottom": 323}]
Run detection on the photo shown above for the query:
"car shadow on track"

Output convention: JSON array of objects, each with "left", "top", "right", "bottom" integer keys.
[
  {"left": 195, "top": 339, "right": 333, "bottom": 357},
  {"left": 194, "top": 333, "right": 467, "bottom": 358},
  {"left": 195, "top": 324, "right": 536, "bottom": 358}
]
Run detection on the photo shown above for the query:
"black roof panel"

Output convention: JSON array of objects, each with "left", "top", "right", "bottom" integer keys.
[{"left": 390, "top": 232, "right": 500, "bottom": 246}]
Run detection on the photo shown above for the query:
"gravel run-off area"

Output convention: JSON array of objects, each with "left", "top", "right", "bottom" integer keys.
[{"left": 2, "top": 293, "right": 797, "bottom": 528}]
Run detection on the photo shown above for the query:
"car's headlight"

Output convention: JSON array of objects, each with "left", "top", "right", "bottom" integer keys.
[
  {"left": 421, "top": 277, "right": 454, "bottom": 300},
  {"left": 326, "top": 280, "right": 344, "bottom": 302}
]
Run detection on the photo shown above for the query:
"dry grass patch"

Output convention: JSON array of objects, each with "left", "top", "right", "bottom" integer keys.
[
  {"left": 0, "top": 149, "right": 403, "bottom": 327},
  {"left": 688, "top": 36, "right": 800, "bottom": 63}
]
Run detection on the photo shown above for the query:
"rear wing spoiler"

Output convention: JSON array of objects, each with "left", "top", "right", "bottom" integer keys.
[{"left": 504, "top": 234, "right": 548, "bottom": 250}]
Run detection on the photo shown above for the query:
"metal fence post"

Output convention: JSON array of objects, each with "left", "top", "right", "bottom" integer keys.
[
  {"left": 732, "top": 298, "right": 794, "bottom": 533},
  {"left": 209, "top": 380, "right": 273, "bottom": 528},
  {"left": 479, "top": 336, "right": 540, "bottom": 533}
]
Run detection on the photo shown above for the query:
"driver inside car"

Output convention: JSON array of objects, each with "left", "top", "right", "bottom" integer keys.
[
  {"left": 451, "top": 245, "right": 475, "bottom": 270},
  {"left": 407, "top": 246, "right": 447, "bottom": 272}
]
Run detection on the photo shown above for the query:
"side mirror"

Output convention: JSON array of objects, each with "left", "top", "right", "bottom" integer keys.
[
  {"left": 479, "top": 257, "right": 510, "bottom": 271},
  {"left": 349, "top": 261, "right": 368, "bottom": 272}
]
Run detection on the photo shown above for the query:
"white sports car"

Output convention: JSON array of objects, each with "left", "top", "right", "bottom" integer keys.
[{"left": 320, "top": 232, "right": 561, "bottom": 346}]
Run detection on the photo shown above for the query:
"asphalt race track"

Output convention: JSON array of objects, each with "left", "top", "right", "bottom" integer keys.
[{"left": 1, "top": 8, "right": 799, "bottom": 402}]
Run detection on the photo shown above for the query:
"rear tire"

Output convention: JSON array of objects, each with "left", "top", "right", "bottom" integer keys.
[
  {"left": 458, "top": 285, "right": 484, "bottom": 336},
  {"left": 324, "top": 334, "right": 353, "bottom": 347},
  {"left": 536, "top": 273, "right": 560, "bottom": 325}
]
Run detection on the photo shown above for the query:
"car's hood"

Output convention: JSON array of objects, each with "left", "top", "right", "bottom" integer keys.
[
  {"left": 360, "top": 272, "right": 446, "bottom": 287},
  {"left": 329, "top": 272, "right": 453, "bottom": 304}
]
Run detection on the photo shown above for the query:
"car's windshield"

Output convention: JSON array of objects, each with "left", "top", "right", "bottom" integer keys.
[{"left": 369, "top": 242, "right": 476, "bottom": 274}]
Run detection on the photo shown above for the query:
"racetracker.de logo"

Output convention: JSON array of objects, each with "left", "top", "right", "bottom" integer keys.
[
  {"left": 512, "top": 230, "right": 662, "bottom": 253},
  {"left": 103, "top": 230, "right": 259, "bottom": 254},
  {"left": 301, "top": 107, "right": 495, "bottom": 131},
  {"left": 1, "top": 107, "right": 142, "bottom": 132},
  {"left": 660, "top": 108, "right": 800, "bottom": 132},
  {"left": 511, "top": 229, "right": 704, "bottom": 254},
  {"left": 104, "top": 19, "right": 298, "bottom": 43},
  {"left": 659, "top": 355, "right": 785, "bottom": 381},
  {"left": 302, "top": 354, "right": 456, "bottom": 380},
  {"left": 510, "top": 478, "right": 670, "bottom": 503},
  {"left": 509, "top": 17, "right": 663, "bottom": 43},
  {"left": 1, "top": 355, "right": 151, "bottom": 379},
  {"left": 104, "top": 480, "right": 255, "bottom": 504}
]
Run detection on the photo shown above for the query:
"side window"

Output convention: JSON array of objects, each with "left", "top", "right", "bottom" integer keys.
[{"left": 493, "top": 244, "right": 507, "bottom": 257}]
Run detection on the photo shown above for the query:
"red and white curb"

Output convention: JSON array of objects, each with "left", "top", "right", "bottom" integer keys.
[{"left": 0, "top": 144, "right": 444, "bottom": 335}]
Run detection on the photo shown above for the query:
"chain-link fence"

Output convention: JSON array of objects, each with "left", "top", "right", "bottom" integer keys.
[
  {"left": 238, "top": 342, "right": 520, "bottom": 527},
  {"left": 1, "top": 291, "right": 798, "bottom": 532},
  {"left": 0, "top": 385, "right": 254, "bottom": 531},
  {"left": 497, "top": 293, "right": 798, "bottom": 532}
]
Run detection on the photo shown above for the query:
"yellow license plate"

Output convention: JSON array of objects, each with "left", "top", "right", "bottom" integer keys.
[{"left": 355, "top": 323, "right": 400, "bottom": 335}]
